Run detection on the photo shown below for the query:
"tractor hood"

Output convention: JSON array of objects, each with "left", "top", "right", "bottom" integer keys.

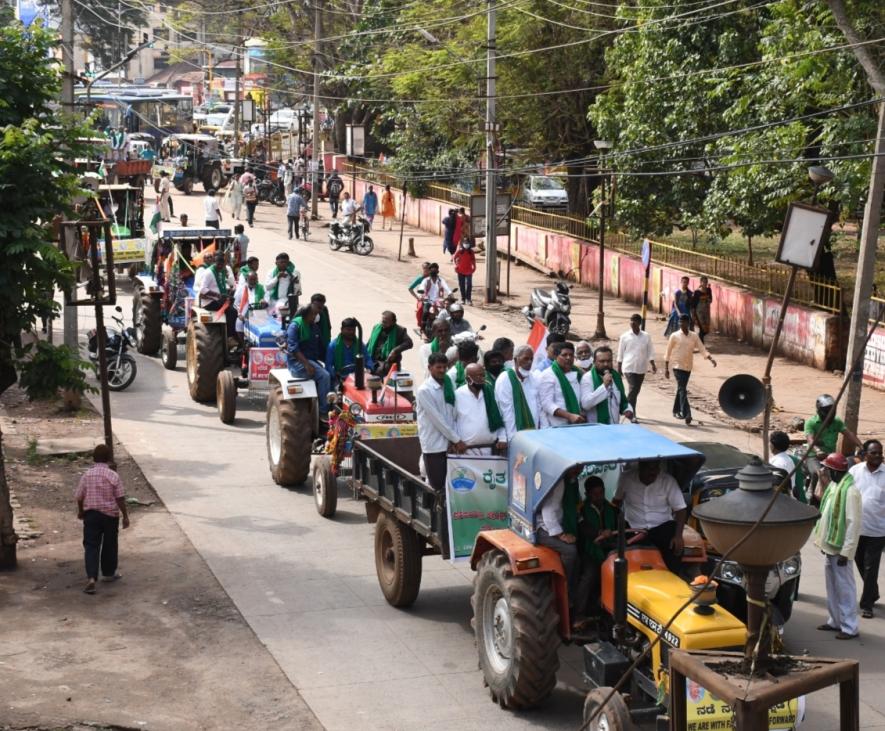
[{"left": 507, "top": 424, "right": 705, "bottom": 540}]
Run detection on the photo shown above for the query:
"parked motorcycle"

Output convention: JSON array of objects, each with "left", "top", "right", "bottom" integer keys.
[
  {"left": 87, "top": 305, "right": 137, "bottom": 391},
  {"left": 522, "top": 280, "right": 572, "bottom": 336},
  {"left": 328, "top": 216, "right": 374, "bottom": 256},
  {"left": 257, "top": 178, "right": 285, "bottom": 206}
]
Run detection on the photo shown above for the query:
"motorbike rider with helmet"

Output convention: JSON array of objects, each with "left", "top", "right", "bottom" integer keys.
[
  {"left": 437, "top": 301, "right": 473, "bottom": 335},
  {"left": 805, "top": 394, "right": 861, "bottom": 503}
]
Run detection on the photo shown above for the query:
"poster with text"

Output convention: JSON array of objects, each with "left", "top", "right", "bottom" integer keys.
[{"left": 445, "top": 455, "right": 509, "bottom": 562}]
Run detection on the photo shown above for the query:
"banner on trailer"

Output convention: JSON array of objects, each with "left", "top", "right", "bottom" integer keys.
[
  {"left": 445, "top": 455, "right": 509, "bottom": 562},
  {"left": 684, "top": 680, "right": 804, "bottom": 730}
]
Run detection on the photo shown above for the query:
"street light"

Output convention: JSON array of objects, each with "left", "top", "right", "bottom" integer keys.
[
  {"left": 808, "top": 165, "right": 834, "bottom": 205},
  {"left": 593, "top": 139, "right": 613, "bottom": 339}
]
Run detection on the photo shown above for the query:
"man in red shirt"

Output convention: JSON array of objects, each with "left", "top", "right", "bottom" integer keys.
[
  {"left": 453, "top": 239, "right": 477, "bottom": 305},
  {"left": 75, "top": 444, "right": 130, "bottom": 594}
]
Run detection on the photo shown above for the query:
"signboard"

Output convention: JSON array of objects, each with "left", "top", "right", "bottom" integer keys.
[
  {"left": 354, "top": 423, "right": 418, "bottom": 440},
  {"left": 470, "top": 193, "right": 511, "bottom": 238},
  {"left": 445, "top": 455, "right": 509, "bottom": 561},
  {"left": 641, "top": 238, "right": 652, "bottom": 269},
  {"left": 776, "top": 202, "right": 833, "bottom": 270},
  {"left": 684, "top": 680, "right": 804, "bottom": 730},
  {"left": 346, "top": 125, "right": 365, "bottom": 157},
  {"left": 97, "top": 237, "right": 147, "bottom": 264},
  {"left": 247, "top": 347, "right": 288, "bottom": 382}
]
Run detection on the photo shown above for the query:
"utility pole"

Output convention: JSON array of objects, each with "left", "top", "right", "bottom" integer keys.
[
  {"left": 483, "top": 0, "right": 497, "bottom": 304},
  {"left": 842, "top": 101, "right": 885, "bottom": 433},
  {"left": 233, "top": 18, "right": 242, "bottom": 157},
  {"left": 310, "top": 0, "right": 322, "bottom": 220},
  {"left": 61, "top": 0, "right": 78, "bottom": 350}
]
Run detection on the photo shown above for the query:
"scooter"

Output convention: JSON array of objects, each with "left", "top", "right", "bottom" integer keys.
[
  {"left": 87, "top": 305, "right": 138, "bottom": 391},
  {"left": 328, "top": 215, "right": 374, "bottom": 256},
  {"left": 257, "top": 178, "right": 285, "bottom": 206},
  {"left": 522, "top": 280, "right": 572, "bottom": 336}
]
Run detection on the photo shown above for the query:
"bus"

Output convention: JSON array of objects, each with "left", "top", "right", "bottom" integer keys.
[{"left": 77, "top": 86, "right": 194, "bottom": 146}]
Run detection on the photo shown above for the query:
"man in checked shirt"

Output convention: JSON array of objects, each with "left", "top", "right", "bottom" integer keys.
[{"left": 75, "top": 444, "right": 130, "bottom": 594}]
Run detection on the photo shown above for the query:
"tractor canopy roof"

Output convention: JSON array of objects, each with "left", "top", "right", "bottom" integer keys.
[{"left": 507, "top": 424, "right": 706, "bottom": 534}]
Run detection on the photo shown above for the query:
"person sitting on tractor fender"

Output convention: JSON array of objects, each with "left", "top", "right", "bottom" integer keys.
[
  {"left": 536, "top": 467, "right": 582, "bottom": 614},
  {"left": 613, "top": 460, "right": 687, "bottom": 574},
  {"left": 575, "top": 476, "right": 619, "bottom": 625},
  {"left": 286, "top": 296, "right": 332, "bottom": 413},
  {"left": 265, "top": 252, "right": 300, "bottom": 316},
  {"left": 326, "top": 317, "right": 373, "bottom": 387},
  {"left": 197, "top": 250, "right": 236, "bottom": 339},
  {"left": 367, "top": 310, "right": 413, "bottom": 378}
]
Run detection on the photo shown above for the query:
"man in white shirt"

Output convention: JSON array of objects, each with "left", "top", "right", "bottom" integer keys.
[
  {"left": 197, "top": 251, "right": 236, "bottom": 337},
  {"left": 617, "top": 314, "right": 656, "bottom": 418},
  {"left": 340, "top": 191, "right": 360, "bottom": 226},
  {"left": 265, "top": 252, "right": 301, "bottom": 316},
  {"left": 849, "top": 439, "right": 885, "bottom": 618},
  {"left": 157, "top": 171, "right": 172, "bottom": 221},
  {"left": 203, "top": 189, "right": 222, "bottom": 228},
  {"left": 419, "top": 319, "right": 454, "bottom": 381},
  {"left": 538, "top": 342, "right": 586, "bottom": 426},
  {"left": 581, "top": 345, "right": 634, "bottom": 424},
  {"left": 415, "top": 352, "right": 466, "bottom": 491},
  {"left": 768, "top": 430, "right": 800, "bottom": 498},
  {"left": 454, "top": 363, "right": 506, "bottom": 456},
  {"left": 496, "top": 345, "right": 540, "bottom": 438},
  {"left": 536, "top": 469, "right": 581, "bottom": 603},
  {"left": 614, "top": 460, "right": 687, "bottom": 573},
  {"left": 421, "top": 263, "right": 452, "bottom": 304},
  {"left": 233, "top": 269, "right": 266, "bottom": 336}
]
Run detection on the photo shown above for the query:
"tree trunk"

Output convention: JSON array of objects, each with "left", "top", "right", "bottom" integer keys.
[{"left": 0, "top": 427, "right": 18, "bottom": 570}]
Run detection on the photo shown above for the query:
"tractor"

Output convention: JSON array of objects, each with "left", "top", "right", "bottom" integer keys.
[
  {"left": 469, "top": 425, "right": 802, "bottom": 730},
  {"left": 152, "top": 134, "right": 227, "bottom": 194},
  {"left": 130, "top": 227, "right": 234, "bottom": 372}
]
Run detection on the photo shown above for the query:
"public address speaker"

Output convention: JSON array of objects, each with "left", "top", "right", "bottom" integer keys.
[{"left": 718, "top": 374, "right": 765, "bottom": 420}]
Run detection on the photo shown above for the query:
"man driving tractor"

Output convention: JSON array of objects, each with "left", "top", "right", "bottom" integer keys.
[{"left": 286, "top": 294, "right": 332, "bottom": 414}]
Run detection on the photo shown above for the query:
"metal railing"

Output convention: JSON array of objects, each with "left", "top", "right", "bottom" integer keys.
[
  {"left": 869, "top": 297, "right": 885, "bottom": 327},
  {"left": 343, "top": 163, "right": 843, "bottom": 314}
]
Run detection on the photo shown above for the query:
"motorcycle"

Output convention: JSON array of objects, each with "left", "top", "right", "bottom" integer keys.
[
  {"left": 257, "top": 178, "right": 285, "bottom": 206},
  {"left": 522, "top": 280, "right": 572, "bottom": 336},
  {"left": 328, "top": 215, "right": 374, "bottom": 256},
  {"left": 87, "top": 305, "right": 138, "bottom": 391},
  {"left": 417, "top": 289, "right": 459, "bottom": 341}
]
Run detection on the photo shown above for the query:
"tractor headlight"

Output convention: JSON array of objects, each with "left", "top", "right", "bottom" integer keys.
[
  {"left": 348, "top": 403, "right": 362, "bottom": 417},
  {"left": 781, "top": 555, "right": 801, "bottom": 577},
  {"left": 326, "top": 392, "right": 339, "bottom": 405}
]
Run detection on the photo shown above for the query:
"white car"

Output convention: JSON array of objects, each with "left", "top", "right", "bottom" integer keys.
[
  {"left": 518, "top": 174, "right": 568, "bottom": 210},
  {"left": 251, "top": 107, "right": 301, "bottom": 136}
]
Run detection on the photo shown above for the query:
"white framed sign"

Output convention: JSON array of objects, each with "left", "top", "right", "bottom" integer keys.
[
  {"left": 776, "top": 202, "right": 834, "bottom": 270},
  {"left": 346, "top": 124, "right": 365, "bottom": 157}
]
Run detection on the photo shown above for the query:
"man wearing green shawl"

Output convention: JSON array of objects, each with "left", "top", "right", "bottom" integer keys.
[
  {"left": 325, "top": 317, "right": 374, "bottom": 386},
  {"left": 813, "top": 452, "right": 862, "bottom": 639},
  {"left": 447, "top": 340, "right": 479, "bottom": 388},
  {"left": 538, "top": 342, "right": 586, "bottom": 426},
  {"left": 286, "top": 294, "right": 332, "bottom": 412},
  {"left": 580, "top": 345, "right": 634, "bottom": 424},
  {"left": 454, "top": 363, "right": 506, "bottom": 456},
  {"left": 575, "top": 477, "right": 619, "bottom": 622},
  {"left": 536, "top": 467, "right": 582, "bottom": 610},
  {"left": 265, "top": 252, "right": 301, "bottom": 315},
  {"left": 368, "top": 311, "right": 413, "bottom": 377},
  {"left": 495, "top": 345, "right": 540, "bottom": 439},
  {"left": 415, "top": 352, "right": 466, "bottom": 492}
]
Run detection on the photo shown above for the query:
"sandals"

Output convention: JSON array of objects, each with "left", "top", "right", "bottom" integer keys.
[{"left": 83, "top": 582, "right": 96, "bottom": 595}]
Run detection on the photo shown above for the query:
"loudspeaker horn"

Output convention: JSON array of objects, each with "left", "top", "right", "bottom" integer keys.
[{"left": 718, "top": 374, "right": 765, "bottom": 420}]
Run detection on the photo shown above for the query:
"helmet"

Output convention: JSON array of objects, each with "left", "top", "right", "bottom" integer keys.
[
  {"left": 449, "top": 303, "right": 463, "bottom": 313},
  {"left": 821, "top": 452, "right": 849, "bottom": 472},
  {"left": 815, "top": 394, "right": 835, "bottom": 412}
]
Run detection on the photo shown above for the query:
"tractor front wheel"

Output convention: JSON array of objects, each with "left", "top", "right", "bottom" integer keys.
[
  {"left": 374, "top": 512, "right": 422, "bottom": 608},
  {"left": 582, "top": 687, "right": 632, "bottom": 731},
  {"left": 311, "top": 455, "right": 338, "bottom": 518},
  {"left": 266, "top": 385, "right": 313, "bottom": 485},
  {"left": 133, "top": 285, "right": 161, "bottom": 355},
  {"left": 160, "top": 326, "right": 178, "bottom": 370},
  {"left": 217, "top": 370, "right": 237, "bottom": 423},
  {"left": 186, "top": 320, "right": 224, "bottom": 402},
  {"left": 471, "top": 550, "right": 560, "bottom": 709}
]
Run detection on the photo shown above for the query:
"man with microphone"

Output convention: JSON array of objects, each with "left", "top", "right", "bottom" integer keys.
[{"left": 580, "top": 345, "right": 633, "bottom": 424}]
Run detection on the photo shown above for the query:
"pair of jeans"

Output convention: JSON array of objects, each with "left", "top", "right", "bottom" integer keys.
[
  {"left": 624, "top": 372, "right": 645, "bottom": 415},
  {"left": 287, "top": 214, "right": 301, "bottom": 239},
  {"left": 855, "top": 535, "right": 885, "bottom": 610},
  {"left": 672, "top": 368, "right": 692, "bottom": 420},
  {"left": 83, "top": 510, "right": 119, "bottom": 580},
  {"left": 423, "top": 451, "right": 448, "bottom": 493},
  {"left": 329, "top": 197, "right": 340, "bottom": 218},
  {"left": 288, "top": 358, "right": 331, "bottom": 412},
  {"left": 245, "top": 201, "right": 257, "bottom": 226},
  {"left": 457, "top": 273, "right": 473, "bottom": 303}
]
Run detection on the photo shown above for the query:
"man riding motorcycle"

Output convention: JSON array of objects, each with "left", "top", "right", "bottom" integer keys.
[
  {"left": 437, "top": 301, "right": 473, "bottom": 335},
  {"left": 419, "top": 263, "right": 453, "bottom": 337}
]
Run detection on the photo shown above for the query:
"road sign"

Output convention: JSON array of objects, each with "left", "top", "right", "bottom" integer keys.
[
  {"left": 469, "top": 193, "right": 511, "bottom": 238},
  {"left": 641, "top": 238, "right": 651, "bottom": 268}
]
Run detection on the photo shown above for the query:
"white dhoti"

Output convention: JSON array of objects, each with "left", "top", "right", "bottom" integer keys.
[{"left": 824, "top": 553, "right": 859, "bottom": 635}]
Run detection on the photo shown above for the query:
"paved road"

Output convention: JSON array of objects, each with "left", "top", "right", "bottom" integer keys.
[{"left": 70, "top": 191, "right": 885, "bottom": 730}]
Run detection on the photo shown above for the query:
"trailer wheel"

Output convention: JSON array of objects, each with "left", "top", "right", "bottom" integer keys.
[
  {"left": 311, "top": 455, "right": 338, "bottom": 518},
  {"left": 133, "top": 285, "right": 161, "bottom": 355},
  {"left": 186, "top": 320, "right": 224, "bottom": 402},
  {"left": 216, "top": 370, "right": 237, "bottom": 424},
  {"left": 160, "top": 326, "right": 178, "bottom": 370},
  {"left": 471, "top": 550, "right": 560, "bottom": 709},
  {"left": 266, "top": 385, "right": 312, "bottom": 485},
  {"left": 374, "top": 512, "right": 422, "bottom": 607},
  {"left": 182, "top": 177, "right": 194, "bottom": 195},
  {"left": 582, "top": 687, "right": 632, "bottom": 731}
]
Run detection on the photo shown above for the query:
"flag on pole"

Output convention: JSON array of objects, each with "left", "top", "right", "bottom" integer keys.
[
  {"left": 527, "top": 318, "right": 548, "bottom": 370},
  {"left": 149, "top": 205, "right": 161, "bottom": 234}
]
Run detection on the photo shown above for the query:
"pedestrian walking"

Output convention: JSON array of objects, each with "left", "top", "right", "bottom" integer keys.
[
  {"left": 286, "top": 187, "right": 308, "bottom": 240},
  {"left": 157, "top": 171, "right": 171, "bottom": 222},
  {"left": 692, "top": 275, "right": 713, "bottom": 343},
  {"left": 442, "top": 209, "right": 457, "bottom": 257},
  {"left": 326, "top": 171, "right": 344, "bottom": 218},
  {"left": 815, "top": 453, "right": 863, "bottom": 639},
  {"left": 849, "top": 439, "right": 885, "bottom": 619},
  {"left": 243, "top": 178, "right": 258, "bottom": 227},
  {"left": 226, "top": 174, "right": 244, "bottom": 221},
  {"left": 203, "top": 188, "right": 222, "bottom": 228},
  {"left": 284, "top": 161, "right": 295, "bottom": 196},
  {"left": 453, "top": 239, "right": 476, "bottom": 305},
  {"left": 664, "top": 313, "right": 716, "bottom": 425},
  {"left": 380, "top": 184, "right": 396, "bottom": 230},
  {"left": 617, "top": 314, "right": 656, "bottom": 419},
  {"left": 664, "top": 276, "right": 694, "bottom": 336},
  {"left": 75, "top": 444, "right": 130, "bottom": 595},
  {"left": 453, "top": 207, "right": 466, "bottom": 248},
  {"left": 362, "top": 185, "right": 378, "bottom": 229}
]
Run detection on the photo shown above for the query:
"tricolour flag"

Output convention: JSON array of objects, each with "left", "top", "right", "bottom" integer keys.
[{"left": 527, "top": 318, "right": 548, "bottom": 370}]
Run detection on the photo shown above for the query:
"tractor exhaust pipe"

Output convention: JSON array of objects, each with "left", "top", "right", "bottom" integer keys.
[
  {"left": 354, "top": 320, "right": 365, "bottom": 390},
  {"left": 613, "top": 508, "right": 628, "bottom": 640}
]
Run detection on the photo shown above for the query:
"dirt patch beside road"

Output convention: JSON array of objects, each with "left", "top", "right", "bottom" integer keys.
[{"left": 0, "top": 388, "right": 321, "bottom": 731}]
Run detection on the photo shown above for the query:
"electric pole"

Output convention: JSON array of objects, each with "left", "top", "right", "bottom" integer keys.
[
  {"left": 310, "top": 0, "right": 322, "bottom": 220},
  {"left": 842, "top": 101, "right": 885, "bottom": 433},
  {"left": 233, "top": 19, "right": 242, "bottom": 157},
  {"left": 483, "top": 0, "right": 497, "bottom": 304},
  {"left": 61, "top": 0, "right": 78, "bottom": 350}
]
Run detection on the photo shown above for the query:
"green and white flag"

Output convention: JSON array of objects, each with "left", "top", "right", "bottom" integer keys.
[{"left": 149, "top": 206, "right": 161, "bottom": 234}]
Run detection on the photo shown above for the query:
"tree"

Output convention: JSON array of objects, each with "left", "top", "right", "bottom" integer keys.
[{"left": 0, "top": 22, "right": 94, "bottom": 569}]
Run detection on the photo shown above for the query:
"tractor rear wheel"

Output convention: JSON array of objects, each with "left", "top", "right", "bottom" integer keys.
[
  {"left": 216, "top": 370, "right": 237, "bottom": 423},
  {"left": 311, "top": 455, "right": 338, "bottom": 518},
  {"left": 582, "top": 688, "right": 632, "bottom": 731},
  {"left": 373, "top": 512, "right": 422, "bottom": 608},
  {"left": 266, "top": 385, "right": 313, "bottom": 485},
  {"left": 160, "top": 326, "right": 178, "bottom": 370},
  {"left": 182, "top": 177, "right": 194, "bottom": 195},
  {"left": 471, "top": 550, "right": 560, "bottom": 709},
  {"left": 133, "top": 285, "right": 161, "bottom": 355},
  {"left": 186, "top": 320, "right": 224, "bottom": 402}
]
